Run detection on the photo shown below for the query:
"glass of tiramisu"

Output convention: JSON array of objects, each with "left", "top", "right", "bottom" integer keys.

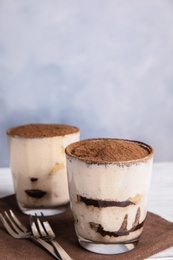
[
  {"left": 6, "top": 123, "right": 80, "bottom": 216},
  {"left": 65, "top": 138, "right": 154, "bottom": 254}
]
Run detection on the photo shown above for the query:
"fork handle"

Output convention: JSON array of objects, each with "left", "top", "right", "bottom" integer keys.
[
  {"left": 49, "top": 240, "right": 73, "bottom": 260},
  {"left": 31, "top": 237, "right": 62, "bottom": 260}
]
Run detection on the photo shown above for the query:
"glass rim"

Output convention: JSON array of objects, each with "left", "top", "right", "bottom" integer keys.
[{"left": 65, "top": 138, "right": 154, "bottom": 165}]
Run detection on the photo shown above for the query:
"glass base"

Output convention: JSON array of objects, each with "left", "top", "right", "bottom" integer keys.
[
  {"left": 18, "top": 202, "right": 69, "bottom": 216},
  {"left": 78, "top": 236, "right": 139, "bottom": 255}
]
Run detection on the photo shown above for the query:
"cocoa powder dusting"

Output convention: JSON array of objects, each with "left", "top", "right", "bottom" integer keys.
[
  {"left": 7, "top": 124, "right": 79, "bottom": 138},
  {"left": 66, "top": 138, "right": 152, "bottom": 163}
]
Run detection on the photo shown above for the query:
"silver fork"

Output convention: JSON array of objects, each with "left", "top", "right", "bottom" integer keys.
[
  {"left": 30, "top": 213, "right": 73, "bottom": 260},
  {"left": 0, "top": 210, "right": 61, "bottom": 259}
]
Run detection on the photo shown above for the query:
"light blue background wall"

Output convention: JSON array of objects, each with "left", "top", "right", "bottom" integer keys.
[{"left": 0, "top": 0, "right": 173, "bottom": 167}]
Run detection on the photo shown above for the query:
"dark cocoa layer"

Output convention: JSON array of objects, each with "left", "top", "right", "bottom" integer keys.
[
  {"left": 78, "top": 195, "right": 135, "bottom": 207},
  {"left": 7, "top": 124, "right": 79, "bottom": 138},
  {"left": 90, "top": 219, "right": 144, "bottom": 237},
  {"left": 25, "top": 189, "right": 47, "bottom": 198}
]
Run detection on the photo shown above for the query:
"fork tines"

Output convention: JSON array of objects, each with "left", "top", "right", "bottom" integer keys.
[
  {"left": 0, "top": 210, "right": 30, "bottom": 238},
  {"left": 30, "top": 213, "right": 63, "bottom": 260}
]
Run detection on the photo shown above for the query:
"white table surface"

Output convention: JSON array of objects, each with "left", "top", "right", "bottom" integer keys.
[{"left": 0, "top": 162, "right": 173, "bottom": 259}]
